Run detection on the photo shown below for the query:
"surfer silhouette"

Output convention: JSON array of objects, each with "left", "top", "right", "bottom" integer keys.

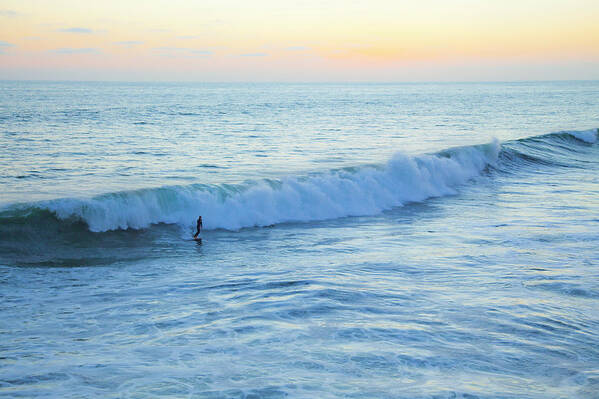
[{"left": 193, "top": 216, "right": 203, "bottom": 239}]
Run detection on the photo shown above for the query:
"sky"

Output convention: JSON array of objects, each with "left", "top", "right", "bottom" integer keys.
[{"left": 1, "top": 0, "right": 598, "bottom": 81}]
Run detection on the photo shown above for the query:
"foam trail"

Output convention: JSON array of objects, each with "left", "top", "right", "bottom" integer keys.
[{"left": 39, "top": 141, "right": 500, "bottom": 232}]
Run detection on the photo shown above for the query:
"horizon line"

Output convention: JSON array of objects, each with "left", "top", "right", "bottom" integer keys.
[{"left": 1, "top": 78, "right": 598, "bottom": 84}]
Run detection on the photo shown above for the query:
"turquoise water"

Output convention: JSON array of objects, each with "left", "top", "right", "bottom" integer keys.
[{"left": 1, "top": 81, "right": 598, "bottom": 398}]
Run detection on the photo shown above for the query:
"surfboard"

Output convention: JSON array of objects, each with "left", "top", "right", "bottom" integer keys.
[{"left": 193, "top": 237, "right": 202, "bottom": 244}]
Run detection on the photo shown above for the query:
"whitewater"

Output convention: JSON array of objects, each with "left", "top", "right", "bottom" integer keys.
[
  {"left": 1, "top": 81, "right": 598, "bottom": 398},
  {"left": 4, "top": 140, "right": 502, "bottom": 232}
]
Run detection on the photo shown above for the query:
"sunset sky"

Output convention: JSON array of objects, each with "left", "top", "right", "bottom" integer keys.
[{"left": 1, "top": 0, "right": 598, "bottom": 81}]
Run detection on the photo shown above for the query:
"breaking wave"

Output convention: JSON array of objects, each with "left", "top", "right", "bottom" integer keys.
[{"left": 0, "top": 129, "right": 596, "bottom": 235}]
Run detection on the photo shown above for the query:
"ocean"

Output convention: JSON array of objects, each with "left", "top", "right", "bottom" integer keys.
[{"left": 1, "top": 81, "right": 598, "bottom": 398}]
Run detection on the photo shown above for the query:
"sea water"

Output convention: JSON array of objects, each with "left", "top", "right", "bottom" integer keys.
[{"left": 0, "top": 81, "right": 598, "bottom": 398}]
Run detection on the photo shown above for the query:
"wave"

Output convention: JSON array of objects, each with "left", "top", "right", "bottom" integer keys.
[
  {"left": 497, "top": 128, "right": 598, "bottom": 172},
  {"left": 1, "top": 142, "right": 501, "bottom": 233},
  {"left": 0, "top": 129, "right": 596, "bottom": 236},
  {"left": 569, "top": 129, "right": 598, "bottom": 143}
]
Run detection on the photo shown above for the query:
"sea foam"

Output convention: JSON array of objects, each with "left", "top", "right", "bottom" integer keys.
[{"left": 41, "top": 140, "right": 500, "bottom": 232}]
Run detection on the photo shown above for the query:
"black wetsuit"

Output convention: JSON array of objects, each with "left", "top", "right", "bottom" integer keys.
[{"left": 194, "top": 219, "right": 202, "bottom": 237}]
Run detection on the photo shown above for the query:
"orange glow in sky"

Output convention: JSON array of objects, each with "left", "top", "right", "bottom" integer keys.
[{"left": 1, "top": 0, "right": 598, "bottom": 81}]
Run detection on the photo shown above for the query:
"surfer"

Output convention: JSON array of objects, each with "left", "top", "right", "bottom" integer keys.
[{"left": 193, "top": 216, "right": 203, "bottom": 239}]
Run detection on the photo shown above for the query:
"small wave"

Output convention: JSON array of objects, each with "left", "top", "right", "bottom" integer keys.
[
  {"left": 199, "top": 164, "right": 226, "bottom": 169},
  {"left": 175, "top": 112, "right": 200, "bottom": 116},
  {"left": 569, "top": 128, "right": 598, "bottom": 143},
  {"left": 496, "top": 128, "right": 598, "bottom": 171},
  {"left": 525, "top": 281, "right": 599, "bottom": 299},
  {"left": 513, "top": 128, "right": 597, "bottom": 145}
]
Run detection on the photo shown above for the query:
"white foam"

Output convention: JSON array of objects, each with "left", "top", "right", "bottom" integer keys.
[{"left": 44, "top": 141, "right": 501, "bottom": 232}]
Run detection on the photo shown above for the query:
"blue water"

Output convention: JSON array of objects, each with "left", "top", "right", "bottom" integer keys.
[{"left": 1, "top": 81, "right": 598, "bottom": 398}]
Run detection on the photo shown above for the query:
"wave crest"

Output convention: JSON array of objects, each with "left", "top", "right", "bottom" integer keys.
[
  {"left": 2, "top": 128, "right": 595, "bottom": 234},
  {"left": 4, "top": 141, "right": 500, "bottom": 232}
]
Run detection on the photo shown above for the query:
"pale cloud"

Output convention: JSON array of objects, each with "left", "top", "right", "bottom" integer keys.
[
  {"left": 177, "top": 35, "right": 202, "bottom": 39},
  {"left": 153, "top": 47, "right": 188, "bottom": 52},
  {"left": 285, "top": 46, "right": 309, "bottom": 51},
  {"left": 0, "top": 41, "right": 14, "bottom": 53},
  {"left": 58, "top": 27, "right": 95, "bottom": 34},
  {"left": 114, "top": 41, "right": 144, "bottom": 46},
  {"left": 50, "top": 47, "right": 100, "bottom": 54},
  {"left": 153, "top": 47, "right": 212, "bottom": 57},
  {"left": 240, "top": 52, "right": 268, "bottom": 57},
  {"left": 0, "top": 10, "right": 19, "bottom": 17}
]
